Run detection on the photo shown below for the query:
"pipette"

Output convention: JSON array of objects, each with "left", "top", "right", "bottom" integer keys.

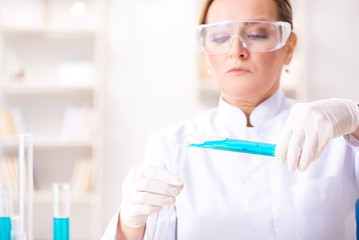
[{"left": 185, "top": 136, "right": 276, "bottom": 157}]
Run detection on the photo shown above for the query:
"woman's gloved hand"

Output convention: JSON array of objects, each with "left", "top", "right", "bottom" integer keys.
[
  {"left": 275, "top": 99, "right": 359, "bottom": 172},
  {"left": 120, "top": 167, "right": 184, "bottom": 228}
]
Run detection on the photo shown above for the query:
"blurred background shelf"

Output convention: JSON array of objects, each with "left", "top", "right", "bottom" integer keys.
[
  {"left": 0, "top": 0, "right": 105, "bottom": 239},
  {"left": 0, "top": 25, "right": 97, "bottom": 34},
  {"left": 1, "top": 82, "right": 95, "bottom": 94},
  {"left": 0, "top": 135, "right": 96, "bottom": 148}
]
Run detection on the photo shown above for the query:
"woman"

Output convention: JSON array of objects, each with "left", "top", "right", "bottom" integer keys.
[{"left": 103, "top": 0, "right": 359, "bottom": 239}]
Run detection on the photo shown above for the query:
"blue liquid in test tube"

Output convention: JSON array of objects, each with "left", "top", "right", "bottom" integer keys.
[
  {"left": 0, "top": 217, "right": 11, "bottom": 240},
  {"left": 0, "top": 182, "right": 13, "bottom": 240},
  {"left": 53, "top": 217, "right": 69, "bottom": 240},
  {"left": 188, "top": 137, "right": 276, "bottom": 157},
  {"left": 53, "top": 183, "right": 70, "bottom": 240}
]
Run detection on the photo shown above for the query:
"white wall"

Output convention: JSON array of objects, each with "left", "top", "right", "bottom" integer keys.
[
  {"left": 103, "top": 0, "right": 199, "bottom": 229},
  {"left": 305, "top": 0, "right": 359, "bottom": 101}
]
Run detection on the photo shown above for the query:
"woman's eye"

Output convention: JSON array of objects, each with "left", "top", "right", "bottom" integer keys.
[
  {"left": 247, "top": 34, "right": 268, "bottom": 40},
  {"left": 211, "top": 35, "right": 230, "bottom": 43}
]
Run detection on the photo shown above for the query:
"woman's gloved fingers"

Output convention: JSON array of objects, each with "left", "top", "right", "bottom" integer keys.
[
  {"left": 141, "top": 167, "right": 183, "bottom": 186},
  {"left": 287, "top": 131, "right": 305, "bottom": 172},
  {"left": 275, "top": 122, "right": 293, "bottom": 166},
  {"left": 120, "top": 167, "right": 184, "bottom": 228},
  {"left": 313, "top": 138, "right": 330, "bottom": 161},
  {"left": 276, "top": 99, "right": 359, "bottom": 172},
  {"left": 132, "top": 191, "right": 175, "bottom": 206},
  {"left": 126, "top": 203, "right": 163, "bottom": 218},
  {"left": 298, "top": 133, "right": 318, "bottom": 171},
  {"left": 121, "top": 203, "right": 163, "bottom": 228},
  {"left": 122, "top": 167, "right": 140, "bottom": 194},
  {"left": 135, "top": 176, "right": 183, "bottom": 196}
]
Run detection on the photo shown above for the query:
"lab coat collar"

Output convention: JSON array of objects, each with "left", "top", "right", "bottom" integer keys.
[{"left": 216, "top": 89, "right": 287, "bottom": 130}]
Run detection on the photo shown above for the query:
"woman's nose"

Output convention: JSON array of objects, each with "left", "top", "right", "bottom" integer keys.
[{"left": 228, "top": 36, "right": 248, "bottom": 59}]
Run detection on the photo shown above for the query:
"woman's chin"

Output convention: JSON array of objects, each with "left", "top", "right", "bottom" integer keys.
[{"left": 218, "top": 78, "right": 279, "bottom": 103}]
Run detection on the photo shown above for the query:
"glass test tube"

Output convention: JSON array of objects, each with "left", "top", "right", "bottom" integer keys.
[
  {"left": 153, "top": 144, "right": 187, "bottom": 240},
  {"left": 184, "top": 135, "right": 276, "bottom": 157},
  {"left": 0, "top": 182, "right": 13, "bottom": 240},
  {"left": 53, "top": 183, "right": 70, "bottom": 240},
  {"left": 18, "top": 134, "right": 34, "bottom": 240},
  {"left": 11, "top": 215, "right": 23, "bottom": 240}
]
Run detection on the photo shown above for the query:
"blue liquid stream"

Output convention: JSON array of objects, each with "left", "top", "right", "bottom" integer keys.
[
  {"left": 0, "top": 217, "right": 11, "bottom": 240},
  {"left": 53, "top": 218, "right": 69, "bottom": 240},
  {"left": 189, "top": 138, "right": 276, "bottom": 157}
]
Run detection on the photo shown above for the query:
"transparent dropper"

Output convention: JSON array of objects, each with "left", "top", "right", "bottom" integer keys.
[{"left": 53, "top": 183, "right": 70, "bottom": 240}]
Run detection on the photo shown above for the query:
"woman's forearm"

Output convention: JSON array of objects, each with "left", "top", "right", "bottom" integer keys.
[{"left": 116, "top": 212, "right": 146, "bottom": 240}]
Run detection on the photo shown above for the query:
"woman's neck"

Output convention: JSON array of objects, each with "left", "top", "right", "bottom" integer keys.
[
  {"left": 221, "top": 89, "right": 278, "bottom": 127},
  {"left": 224, "top": 99, "right": 257, "bottom": 127}
]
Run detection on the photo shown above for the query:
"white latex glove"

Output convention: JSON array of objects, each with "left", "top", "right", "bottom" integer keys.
[
  {"left": 120, "top": 167, "right": 184, "bottom": 228},
  {"left": 275, "top": 99, "right": 359, "bottom": 172}
]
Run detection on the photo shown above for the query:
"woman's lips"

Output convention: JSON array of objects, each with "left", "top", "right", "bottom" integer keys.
[{"left": 227, "top": 67, "right": 252, "bottom": 75}]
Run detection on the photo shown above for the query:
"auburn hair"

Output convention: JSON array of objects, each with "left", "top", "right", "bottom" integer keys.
[{"left": 198, "top": 0, "right": 293, "bottom": 30}]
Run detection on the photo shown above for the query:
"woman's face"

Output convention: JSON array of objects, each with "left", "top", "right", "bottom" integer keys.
[{"left": 206, "top": 0, "right": 296, "bottom": 106}]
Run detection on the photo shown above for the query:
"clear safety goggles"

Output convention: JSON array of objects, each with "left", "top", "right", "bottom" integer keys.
[{"left": 197, "top": 20, "right": 292, "bottom": 55}]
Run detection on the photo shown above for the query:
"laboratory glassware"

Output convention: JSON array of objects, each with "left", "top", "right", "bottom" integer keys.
[
  {"left": 152, "top": 144, "right": 187, "bottom": 240},
  {"left": 18, "top": 134, "right": 34, "bottom": 240},
  {"left": 11, "top": 215, "right": 23, "bottom": 240},
  {"left": 0, "top": 182, "right": 13, "bottom": 240},
  {"left": 53, "top": 183, "right": 70, "bottom": 240},
  {"left": 184, "top": 135, "right": 276, "bottom": 157}
]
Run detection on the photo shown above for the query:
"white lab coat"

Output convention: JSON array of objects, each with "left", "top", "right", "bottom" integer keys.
[{"left": 102, "top": 90, "right": 359, "bottom": 240}]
